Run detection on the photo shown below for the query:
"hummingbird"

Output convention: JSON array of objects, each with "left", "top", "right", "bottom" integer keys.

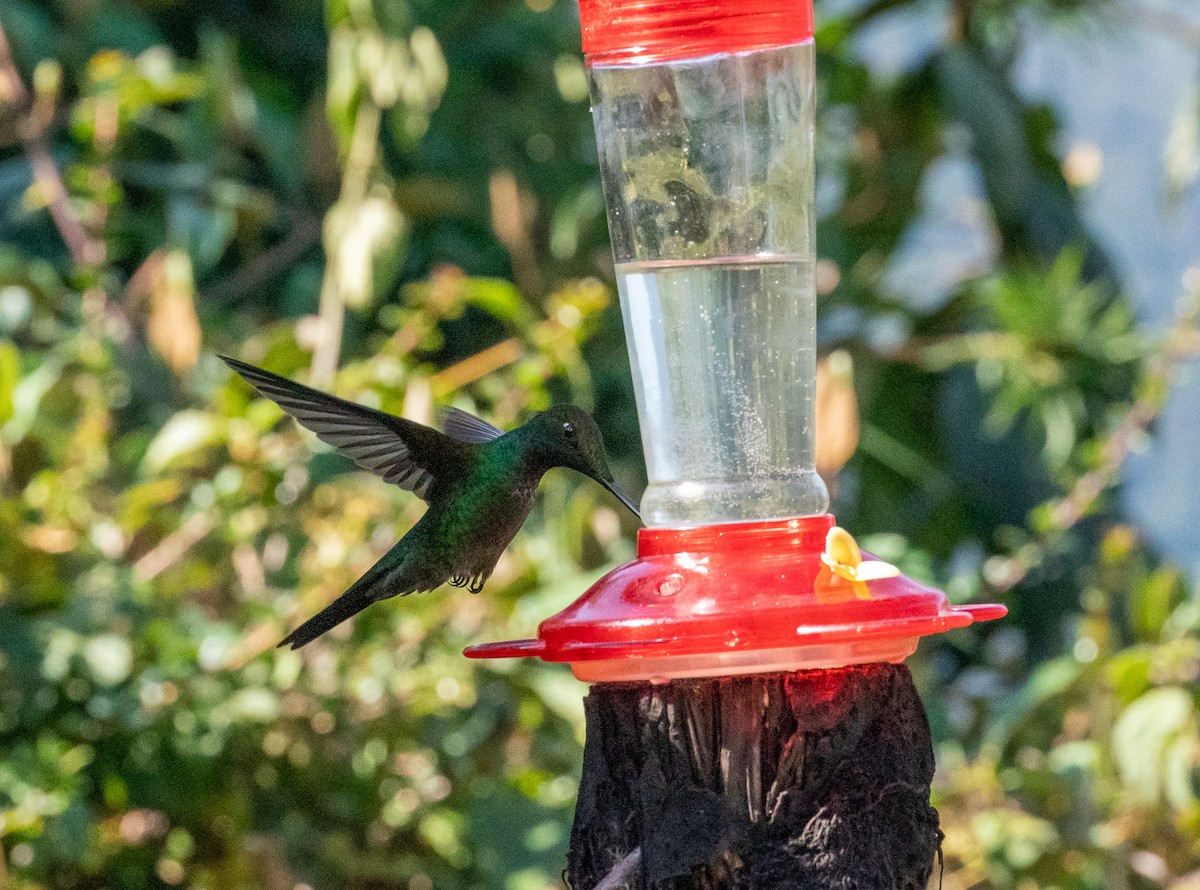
[{"left": 219, "top": 356, "right": 640, "bottom": 649}]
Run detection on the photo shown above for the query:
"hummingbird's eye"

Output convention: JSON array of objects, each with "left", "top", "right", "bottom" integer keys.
[{"left": 562, "top": 421, "right": 577, "bottom": 442}]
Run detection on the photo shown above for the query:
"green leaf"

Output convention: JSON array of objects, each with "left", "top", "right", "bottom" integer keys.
[
  {"left": 169, "top": 198, "right": 237, "bottom": 274},
  {"left": 0, "top": 341, "right": 19, "bottom": 425},
  {"left": 141, "top": 410, "right": 225, "bottom": 472},
  {"left": 1112, "top": 687, "right": 1197, "bottom": 806},
  {"left": 459, "top": 277, "right": 532, "bottom": 325},
  {"left": 1165, "top": 82, "right": 1200, "bottom": 206},
  {"left": 984, "top": 656, "right": 1083, "bottom": 752}
]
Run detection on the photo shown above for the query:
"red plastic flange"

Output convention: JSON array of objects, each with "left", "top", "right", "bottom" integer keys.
[
  {"left": 466, "top": 515, "right": 1006, "bottom": 682},
  {"left": 578, "top": 0, "right": 816, "bottom": 65}
]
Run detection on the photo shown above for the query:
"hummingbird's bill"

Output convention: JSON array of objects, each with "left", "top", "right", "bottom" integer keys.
[
  {"left": 224, "top": 353, "right": 644, "bottom": 646},
  {"left": 602, "top": 479, "right": 641, "bottom": 520}
]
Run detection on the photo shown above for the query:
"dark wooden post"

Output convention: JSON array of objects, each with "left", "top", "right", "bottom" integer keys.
[{"left": 566, "top": 663, "right": 940, "bottom": 890}]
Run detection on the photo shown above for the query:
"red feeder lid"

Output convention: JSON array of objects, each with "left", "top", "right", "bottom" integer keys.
[
  {"left": 578, "top": 0, "right": 816, "bottom": 65},
  {"left": 466, "top": 515, "right": 1006, "bottom": 682}
]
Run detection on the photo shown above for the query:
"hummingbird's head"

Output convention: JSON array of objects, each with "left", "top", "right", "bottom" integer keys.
[{"left": 527, "top": 405, "right": 640, "bottom": 519}]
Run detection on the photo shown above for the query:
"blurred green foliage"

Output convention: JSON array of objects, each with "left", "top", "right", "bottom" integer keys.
[{"left": 0, "top": 0, "right": 1197, "bottom": 888}]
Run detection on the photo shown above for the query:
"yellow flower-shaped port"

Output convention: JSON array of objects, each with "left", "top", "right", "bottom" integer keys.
[{"left": 820, "top": 526, "right": 901, "bottom": 587}]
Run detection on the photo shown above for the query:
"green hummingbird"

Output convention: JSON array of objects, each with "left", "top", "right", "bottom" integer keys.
[{"left": 220, "top": 356, "right": 640, "bottom": 649}]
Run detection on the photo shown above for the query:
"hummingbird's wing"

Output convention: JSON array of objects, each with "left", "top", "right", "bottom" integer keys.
[
  {"left": 441, "top": 406, "right": 504, "bottom": 444},
  {"left": 221, "top": 356, "right": 467, "bottom": 501}
]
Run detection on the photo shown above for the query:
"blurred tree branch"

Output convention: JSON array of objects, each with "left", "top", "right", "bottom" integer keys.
[
  {"left": 312, "top": 99, "right": 384, "bottom": 386},
  {"left": 203, "top": 211, "right": 322, "bottom": 305},
  {"left": 244, "top": 834, "right": 301, "bottom": 890},
  {"left": 0, "top": 23, "right": 105, "bottom": 268},
  {"left": 132, "top": 512, "right": 216, "bottom": 583},
  {"left": 849, "top": 0, "right": 917, "bottom": 28},
  {"left": 428, "top": 337, "right": 523, "bottom": 397},
  {"left": 988, "top": 289, "right": 1200, "bottom": 592},
  {"left": 490, "top": 169, "right": 544, "bottom": 302},
  {"left": 1045, "top": 293, "right": 1199, "bottom": 531}
]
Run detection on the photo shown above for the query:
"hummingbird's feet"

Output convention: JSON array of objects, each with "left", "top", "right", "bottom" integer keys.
[{"left": 449, "top": 573, "right": 484, "bottom": 592}]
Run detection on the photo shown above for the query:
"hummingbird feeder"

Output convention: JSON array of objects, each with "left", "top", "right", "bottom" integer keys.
[{"left": 466, "top": 0, "right": 1005, "bottom": 681}]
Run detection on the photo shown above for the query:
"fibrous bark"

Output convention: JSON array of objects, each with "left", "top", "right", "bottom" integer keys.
[{"left": 567, "top": 663, "right": 940, "bottom": 890}]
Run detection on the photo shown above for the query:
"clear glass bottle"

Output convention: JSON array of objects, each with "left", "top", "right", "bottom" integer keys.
[{"left": 582, "top": 0, "right": 829, "bottom": 527}]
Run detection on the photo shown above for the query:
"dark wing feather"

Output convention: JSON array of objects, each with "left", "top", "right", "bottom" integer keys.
[
  {"left": 441, "top": 406, "right": 504, "bottom": 444},
  {"left": 221, "top": 356, "right": 466, "bottom": 501}
]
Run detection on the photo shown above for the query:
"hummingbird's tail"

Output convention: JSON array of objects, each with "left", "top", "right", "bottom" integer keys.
[{"left": 278, "top": 542, "right": 410, "bottom": 649}]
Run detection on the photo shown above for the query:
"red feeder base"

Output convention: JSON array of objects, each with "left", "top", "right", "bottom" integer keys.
[{"left": 466, "top": 515, "right": 1006, "bottom": 682}]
